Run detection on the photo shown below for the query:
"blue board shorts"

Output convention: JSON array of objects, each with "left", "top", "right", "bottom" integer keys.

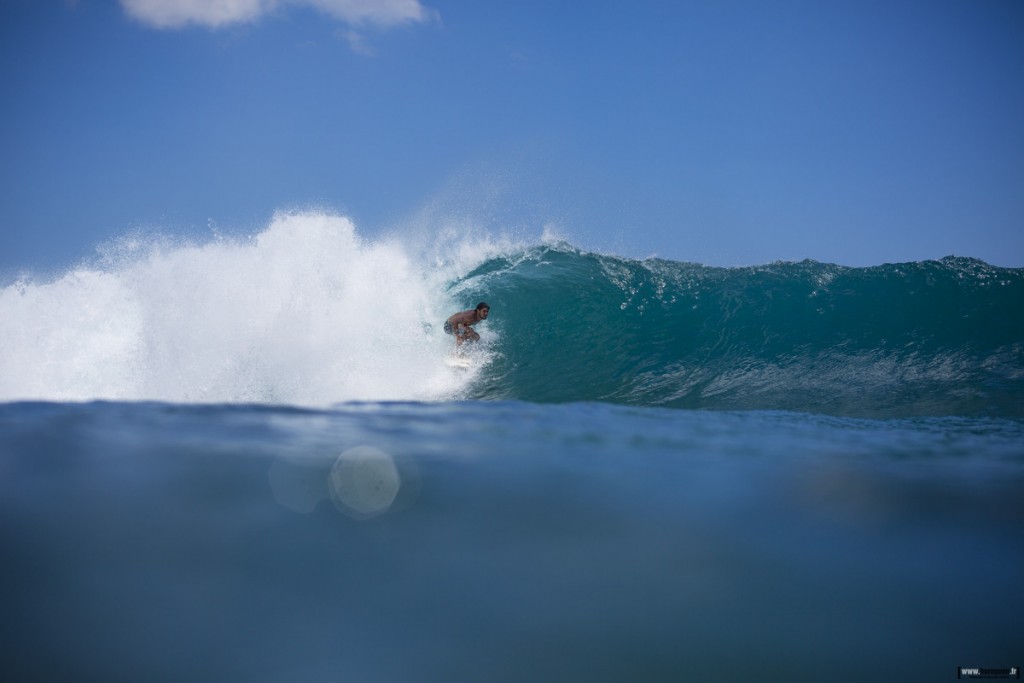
[{"left": 443, "top": 321, "right": 454, "bottom": 335}]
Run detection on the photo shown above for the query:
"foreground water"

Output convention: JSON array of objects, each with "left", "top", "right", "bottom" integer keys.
[{"left": 2, "top": 400, "right": 1021, "bottom": 682}]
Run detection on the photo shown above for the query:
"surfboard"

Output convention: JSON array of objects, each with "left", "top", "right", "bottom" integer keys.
[{"left": 444, "top": 355, "right": 473, "bottom": 369}]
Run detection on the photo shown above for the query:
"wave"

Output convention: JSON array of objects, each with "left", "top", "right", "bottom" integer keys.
[
  {"left": 2, "top": 211, "right": 1022, "bottom": 417},
  {"left": 452, "top": 244, "right": 1024, "bottom": 418},
  {"left": 0, "top": 211, "right": 493, "bottom": 405}
]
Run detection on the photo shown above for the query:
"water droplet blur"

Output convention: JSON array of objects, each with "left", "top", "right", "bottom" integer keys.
[{"left": 328, "top": 446, "right": 401, "bottom": 519}]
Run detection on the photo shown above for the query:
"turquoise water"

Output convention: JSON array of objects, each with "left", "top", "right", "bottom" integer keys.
[
  {"left": 457, "top": 247, "right": 1023, "bottom": 417},
  {"left": 1, "top": 218, "right": 1022, "bottom": 681}
]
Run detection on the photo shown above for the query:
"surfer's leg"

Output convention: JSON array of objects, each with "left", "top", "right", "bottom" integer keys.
[{"left": 455, "top": 328, "right": 478, "bottom": 346}]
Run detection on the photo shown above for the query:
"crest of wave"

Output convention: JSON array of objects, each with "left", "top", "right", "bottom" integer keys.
[{"left": 0, "top": 211, "right": 483, "bottom": 405}]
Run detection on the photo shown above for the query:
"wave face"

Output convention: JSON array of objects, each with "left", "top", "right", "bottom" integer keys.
[
  {"left": 452, "top": 245, "right": 1024, "bottom": 417},
  {"left": 2, "top": 213, "right": 1022, "bottom": 417}
]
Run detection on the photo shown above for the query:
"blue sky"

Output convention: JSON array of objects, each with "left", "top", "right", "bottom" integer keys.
[{"left": 2, "top": 0, "right": 1022, "bottom": 273}]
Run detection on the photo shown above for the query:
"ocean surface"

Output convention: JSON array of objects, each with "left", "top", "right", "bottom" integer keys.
[{"left": 2, "top": 212, "right": 1022, "bottom": 681}]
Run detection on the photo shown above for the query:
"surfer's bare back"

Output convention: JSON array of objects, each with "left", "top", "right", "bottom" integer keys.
[{"left": 444, "top": 302, "right": 489, "bottom": 346}]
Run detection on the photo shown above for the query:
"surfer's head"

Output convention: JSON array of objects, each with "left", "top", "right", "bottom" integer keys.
[{"left": 476, "top": 302, "right": 490, "bottom": 319}]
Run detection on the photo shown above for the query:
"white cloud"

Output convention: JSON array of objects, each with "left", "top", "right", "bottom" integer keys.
[
  {"left": 305, "top": 0, "right": 435, "bottom": 27},
  {"left": 120, "top": 0, "right": 435, "bottom": 30},
  {"left": 120, "top": 0, "right": 277, "bottom": 28},
  {"left": 339, "top": 28, "right": 375, "bottom": 57}
]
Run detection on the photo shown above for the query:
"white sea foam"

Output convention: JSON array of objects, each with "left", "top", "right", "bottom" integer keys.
[{"left": 0, "top": 210, "right": 503, "bottom": 405}]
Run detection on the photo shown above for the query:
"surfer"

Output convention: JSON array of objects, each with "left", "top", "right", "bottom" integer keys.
[{"left": 444, "top": 303, "right": 489, "bottom": 347}]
